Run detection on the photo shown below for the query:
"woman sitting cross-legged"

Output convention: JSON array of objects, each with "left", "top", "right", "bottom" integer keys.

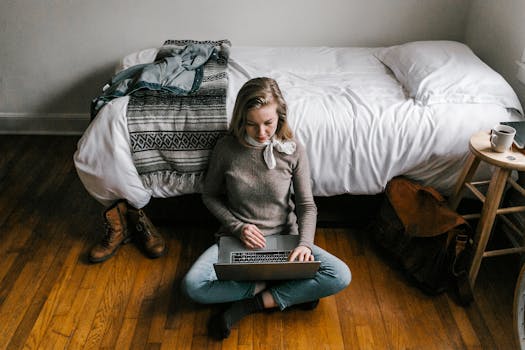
[{"left": 181, "top": 77, "right": 351, "bottom": 340}]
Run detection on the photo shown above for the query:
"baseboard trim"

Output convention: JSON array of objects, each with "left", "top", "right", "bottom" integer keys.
[{"left": 0, "top": 113, "right": 90, "bottom": 135}]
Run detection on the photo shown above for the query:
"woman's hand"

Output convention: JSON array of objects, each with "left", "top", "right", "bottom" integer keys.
[
  {"left": 289, "top": 245, "right": 314, "bottom": 262},
  {"left": 240, "top": 224, "right": 266, "bottom": 249}
]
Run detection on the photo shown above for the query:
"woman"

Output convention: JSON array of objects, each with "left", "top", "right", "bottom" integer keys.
[{"left": 182, "top": 77, "right": 351, "bottom": 339}]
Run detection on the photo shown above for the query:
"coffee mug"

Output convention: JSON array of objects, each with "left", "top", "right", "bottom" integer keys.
[{"left": 490, "top": 124, "right": 516, "bottom": 152}]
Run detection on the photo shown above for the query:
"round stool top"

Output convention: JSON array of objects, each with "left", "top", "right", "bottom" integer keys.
[{"left": 470, "top": 131, "right": 525, "bottom": 171}]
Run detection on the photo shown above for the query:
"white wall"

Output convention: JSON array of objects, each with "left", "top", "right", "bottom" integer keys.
[
  {"left": 465, "top": 0, "right": 525, "bottom": 108},
  {"left": 0, "top": 0, "right": 472, "bottom": 132}
]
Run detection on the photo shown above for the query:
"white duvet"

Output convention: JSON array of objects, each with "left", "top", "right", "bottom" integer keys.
[{"left": 74, "top": 45, "right": 523, "bottom": 209}]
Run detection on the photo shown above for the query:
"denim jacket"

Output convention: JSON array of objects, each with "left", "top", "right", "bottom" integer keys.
[{"left": 91, "top": 43, "right": 222, "bottom": 119}]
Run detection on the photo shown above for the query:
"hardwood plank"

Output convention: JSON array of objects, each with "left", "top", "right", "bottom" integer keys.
[
  {"left": 0, "top": 137, "right": 68, "bottom": 228},
  {"left": 283, "top": 298, "right": 345, "bottom": 349},
  {"left": 159, "top": 329, "right": 182, "bottom": 349},
  {"left": 129, "top": 298, "right": 156, "bottom": 349},
  {"left": 113, "top": 317, "right": 138, "bottom": 349},
  {"left": 190, "top": 334, "right": 221, "bottom": 350},
  {"left": 165, "top": 225, "right": 214, "bottom": 349},
  {"left": 50, "top": 235, "right": 91, "bottom": 317},
  {"left": 0, "top": 136, "right": 27, "bottom": 174},
  {"left": 43, "top": 266, "right": 100, "bottom": 349},
  {"left": 163, "top": 299, "right": 197, "bottom": 349},
  {"left": 80, "top": 245, "right": 142, "bottom": 349},
  {"left": 40, "top": 315, "right": 71, "bottom": 350},
  {"left": 122, "top": 250, "right": 155, "bottom": 319},
  {"left": 0, "top": 182, "right": 76, "bottom": 349},
  {"left": 237, "top": 305, "right": 254, "bottom": 349},
  {"left": 0, "top": 146, "right": 77, "bottom": 256},
  {"left": 0, "top": 138, "right": 71, "bottom": 285},
  {"left": 98, "top": 247, "right": 140, "bottom": 348},
  {"left": 252, "top": 311, "right": 284, "bottom": 349},
  {"left": 221, "top": 326, "right": 240, "bottom": 350},
  {"left": 66, "top": 256, "right": 116, "bottom": 348},
  {"left": 446, "top": 296, "right": 483, "bottom": 349},
  {"left": 1, "top": 150, "right": 83, "bottom": 348},
  {"left": 0, "top": 253, "right": 16, "bottom": 297},
  {"left": 321, "top": 228, "right": 391, "bottom": 349},
  {"left": 146, "top": 227, "right": 182, "bottom": 344},
  {"left": 355, "top": 325, "right": 375, "bottom": 350},
  {"left": 338, "top": 255, "right": 391, "bottom": 349},
  {"left": 38, "top": 182, "right": 103, "bottom": 349},
  {"left": 363, "top": 240, "right": 422, "bottom": 348},
  {"left": 469, "top": 256, "right": 516, "bottom": 349},
  {"left": 14, "top": 224, "right": 80, "bottom": 349},
  {"left": 189, "top": 306, "right": 214, "bottom": 349},
  {"left": 0, "top": 247, "right": 60, "bottom": 348},
  {"left": 432, "top": 295, "right": 471, "bottom": 349},
  {"left": 114, "top": 233, "right": 169, "bottom": 347},
  {"left": 142, "top": 227, "right": 199, "bottom": 349},
  {"left": 0, "top": 211, "right": 40, "bottom": 302}
]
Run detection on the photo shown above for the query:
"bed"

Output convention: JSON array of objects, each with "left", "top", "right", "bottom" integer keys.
[{"left": 74, "top": 40, "right": 524, "bottom": 210}]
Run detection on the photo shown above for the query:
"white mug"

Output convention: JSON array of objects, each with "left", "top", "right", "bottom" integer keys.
[{"left": 490, "top": 124, "right": 516, "bottom": 153}]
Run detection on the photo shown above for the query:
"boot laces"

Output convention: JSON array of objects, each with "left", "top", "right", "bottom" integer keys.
[
  {"left": 101, "top": 221, "right": 116, "bottom": 246},
  {"left": 135, "top": 211, "right": 156, "bottom": 239},
  {"left": 136, "top": 222, "right": 154, "bottom": 239}
]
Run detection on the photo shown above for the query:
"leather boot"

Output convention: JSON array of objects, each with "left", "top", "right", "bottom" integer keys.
[
  {"left": 128, "top": 207, "right": 167, "bottom": 258},
  {"left": 89, "top": 200, "right": 131, "bottom": 263}
]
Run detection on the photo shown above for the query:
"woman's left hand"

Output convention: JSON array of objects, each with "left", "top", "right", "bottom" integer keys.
[{"left": 288, "top": 245, "right": 314, "bottom": 262}]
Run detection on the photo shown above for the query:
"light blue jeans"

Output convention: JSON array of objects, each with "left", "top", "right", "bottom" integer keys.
[{"left": 181, "top": 243, "right": 351, "bottom": 310}]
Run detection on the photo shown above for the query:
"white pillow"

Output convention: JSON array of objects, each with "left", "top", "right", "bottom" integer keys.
[{"left": 375, "top": 40, "right": 523, "bottom": 114}]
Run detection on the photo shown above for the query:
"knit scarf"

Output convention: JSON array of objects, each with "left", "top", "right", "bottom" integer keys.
[{"left": 244, "top": 135, "right": 296, "bottom": 169}]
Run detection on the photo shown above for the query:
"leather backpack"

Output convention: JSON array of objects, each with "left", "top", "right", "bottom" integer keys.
[{"left": 370, "top": 177, "right": 473, "bottom": 304}]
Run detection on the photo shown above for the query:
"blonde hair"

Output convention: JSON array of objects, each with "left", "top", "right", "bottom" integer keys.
[{"left": 229, "top": 77, "right": 293, "bottom": 144}]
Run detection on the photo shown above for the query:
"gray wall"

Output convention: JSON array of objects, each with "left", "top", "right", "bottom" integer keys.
[
  {"left": 465, "top": 0, "right": 525, "bottom": 107},
  {"left": 0, "top": 0, "right": 474, "bottom": 133}
]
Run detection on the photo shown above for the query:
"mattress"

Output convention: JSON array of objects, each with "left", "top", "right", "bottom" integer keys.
[{"left": 74, "top": 43, "right": 523, "bottom": 209}]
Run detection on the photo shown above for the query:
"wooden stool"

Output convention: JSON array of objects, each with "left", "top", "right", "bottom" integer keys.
[{"left": 449, "top": 131, "right": 525, "bottom": 289}]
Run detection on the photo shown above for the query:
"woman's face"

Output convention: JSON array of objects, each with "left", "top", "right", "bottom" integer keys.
[{"left": 245, "top": 102, "right": 279, "bottom": 143}]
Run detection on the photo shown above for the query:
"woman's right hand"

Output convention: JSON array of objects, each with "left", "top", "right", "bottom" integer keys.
[{"left": 240, "top": 224, "right": 266, "bottom": 249}]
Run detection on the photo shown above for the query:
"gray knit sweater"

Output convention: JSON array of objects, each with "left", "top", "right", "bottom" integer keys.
[{"left": 202, "top": 135, "right": 318, "bottom": 249}]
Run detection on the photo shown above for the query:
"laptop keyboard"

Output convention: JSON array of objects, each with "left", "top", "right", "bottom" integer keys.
[{"left": 231, "top": 250, "right": 290, "bottom": 263}]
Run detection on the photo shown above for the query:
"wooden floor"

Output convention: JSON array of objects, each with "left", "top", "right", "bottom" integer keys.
[{"left": 0, "top": 135, "right": 519, "bottom": 349}]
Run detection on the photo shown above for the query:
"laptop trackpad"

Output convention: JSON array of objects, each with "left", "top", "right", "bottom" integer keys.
[{"left": 264, "top": 235, "right": 298, "bottom": 250}]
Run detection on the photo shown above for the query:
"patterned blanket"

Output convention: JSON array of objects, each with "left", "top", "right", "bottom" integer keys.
[{"left": 126, "top": 40, "right": 229, "bottom": 194}]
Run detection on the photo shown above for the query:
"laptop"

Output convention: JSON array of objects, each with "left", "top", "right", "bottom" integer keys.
[{"left": 214, "top": 235, "right": 321, "bottom": 281}]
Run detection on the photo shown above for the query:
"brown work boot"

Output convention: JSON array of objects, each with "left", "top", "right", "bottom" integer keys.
[
  {"left": 128, "top": 207, "right": 166, "bottom": 258},
  {"left": 89, "top": 200, "right": 131, "bottom": 263}
]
